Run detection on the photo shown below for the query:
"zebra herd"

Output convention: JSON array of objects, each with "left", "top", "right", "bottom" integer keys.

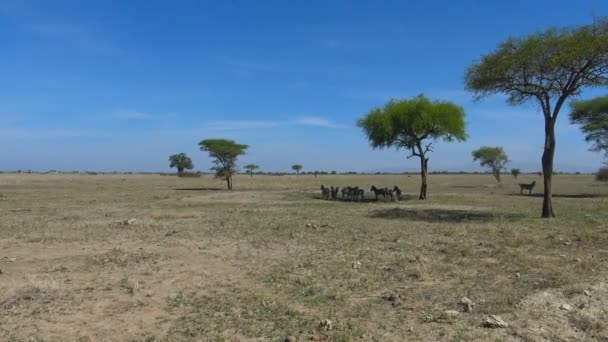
[{"left": 320, "top": 185, "right": 403, "bottom": 201}]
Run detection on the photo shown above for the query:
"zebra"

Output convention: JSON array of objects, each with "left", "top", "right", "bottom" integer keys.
[
  {"left": 370, "top": 186, "right": 387, "bottom": 200},
  {"left": 320, "top": 185, "right": 330, "bottom": 199},
  {"left": 330, "top": 186, "right": 340, "bottom": 200},
  {"left": 519, "top": 181, "right": 536, "bottom": 195},
  {"left": 356, "top": 188, "right": 365, "bottom": 201},
  {"left": 393, "top": 186, "right": 402, "bottom": 200}
]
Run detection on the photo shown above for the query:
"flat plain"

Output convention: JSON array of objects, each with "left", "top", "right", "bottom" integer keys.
[{"left": 1, "top": 173, "right": 607, "bottom": 341}]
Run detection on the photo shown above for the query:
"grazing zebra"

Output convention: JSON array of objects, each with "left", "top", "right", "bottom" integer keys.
[
  {"left": 393, "top": 186, "right": 402, "bottom": 200},
  {"left": 320, "top": 185, "right": 330, "bottom": 199},
  {"left": 356, "top": 188, "right": 365, "bottom": 201},
  {"left": 330, "top": 186, "right": 340, "bottom": 200},
  {"left": 370, "top": 186, "right": 387, "bottom": 200},
  {"left": 519, "top": 181, "right": 536, "bottom": 195},
  {"left": 341, "top": 187, "right": 349, "bottom": 200},
  {"left": 351, "top": 186, "right": 361, "bottom": 201}
]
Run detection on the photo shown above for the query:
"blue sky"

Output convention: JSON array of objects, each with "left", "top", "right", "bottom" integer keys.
[{"left": 1, "top": 0, "right": 607, "bottom": 173}]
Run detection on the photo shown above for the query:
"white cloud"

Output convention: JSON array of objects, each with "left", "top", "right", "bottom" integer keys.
[
  {"left": 205, "top": 120, "right": 279, "bottom": 131},
  {"left": 112, "top": 110, "right": 149, "bottom": 120},
  {"left": 294, "top": 117, "right": 349, "bottom": 129}
]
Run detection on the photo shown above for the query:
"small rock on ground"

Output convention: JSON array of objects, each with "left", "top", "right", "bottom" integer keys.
[
  {"left": 459, "top": 297, "right": 475, "bottom": 312},
  {"left": 483, "top": 315, "right": 509, "bottom": 329}
]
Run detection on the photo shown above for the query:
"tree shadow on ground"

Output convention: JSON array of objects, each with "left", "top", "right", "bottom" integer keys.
[
  {"left": 174, "top": 187, "right": 224, "bottom": 191},
  {"left": 506, "top": 193, "right": 604, "bottom": 199},
  {"left": 369, "top": 207, "right": 519, "bottom": 223},
  {"left": 310, "top": 193, "right": 416, "bottom": 203}
]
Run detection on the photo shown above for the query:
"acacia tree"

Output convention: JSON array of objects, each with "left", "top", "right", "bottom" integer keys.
[
  {"left": 292, "top": 164, "right": 303, "bottom": 175},
  {"left": 357, "top": 95, "right": 467, "bottom": 200},
  {"left": 570, "top": 95, "right": 608, "bottom": 162},
  {"left": 244, "top": 164, "right": 259, "bottom": 178},
  {"left": 472, "top": 146, "right": 509, "bottom": 183},
  {"left": 199, "top": 139, "right": 248, "bottom": 190},
  {"left": 465, "top": 19, "right": 608, "bottom": 218},
  {"left": 511, "top": 168, "right": 521, "bottom": 179},
  {"left": 168, "top": 153, "right": 194, "bottom": 177}
]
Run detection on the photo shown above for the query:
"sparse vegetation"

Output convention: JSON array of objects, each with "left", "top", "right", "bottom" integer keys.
[
  {"left": 472, "top": 146, "right": 509, "bottom": 183},
  {"left": 1, "top": 173, "right": 606, "bottom": 340}
]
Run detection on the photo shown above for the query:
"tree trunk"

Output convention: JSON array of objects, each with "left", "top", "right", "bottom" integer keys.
[
  {"left": 250, "top": 170, "right": 253, "bottom": 178},
  {"left": 541, "top": 117, "right": 557, "bottom": 218},
  {"left": 419, "top": 157, "right": 428, "bottom": 200},
  {"left": 177, "top": 167, "right": 184, "bottom": 177},
  {"left": 226, "top": 176, "right": 231, "bottom": 190}
]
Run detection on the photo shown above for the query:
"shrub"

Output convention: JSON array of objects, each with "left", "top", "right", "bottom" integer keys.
[{"left": 596, "top": 167, "right": 608, "bottom": 183}]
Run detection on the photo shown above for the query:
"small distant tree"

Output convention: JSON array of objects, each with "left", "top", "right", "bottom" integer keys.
[
  {"left": 570, "top": 96, "right": 608, "bottom": 163},
  {"left": 472, "top": 146, "right": 509, "bottom": 183},
  {"left": 511, "top": 168, "right": 521, "bottom": 179},
  {"left": 292, "top": 164, "right": 303, "bottom": 175},
  {"left": 244, "top": 164, "right": 259, "bottom": 178},
  {"left": 357, "top": 94, "right": 467, "bottom": 200},
  {"left": 169, "top": 153, "right": 194, "bottom": 177},
  {"left": 199, "top": 139, "right": 248, "bottom": 190},
  {"left": 597, "top": 167, "right": 608, "bottom": 183},
  {"left": 466, "top": 18, "right": 608, "bottom": 217}
]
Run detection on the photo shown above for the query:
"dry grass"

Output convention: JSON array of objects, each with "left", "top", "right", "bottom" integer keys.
[{"left": 0, "top": 173, "right": 607, "bottom": 341}]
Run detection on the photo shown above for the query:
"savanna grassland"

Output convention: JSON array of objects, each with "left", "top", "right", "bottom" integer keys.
[{"left": 1, "top": 173, "right": 607, "bottom": 341}]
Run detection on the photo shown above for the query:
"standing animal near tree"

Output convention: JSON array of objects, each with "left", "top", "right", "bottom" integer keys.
[
  {"left": 356, "top": 188, "right": 365, "bottom": 201},
  {"left": 519, "top": 181, "right": 536, "bottom": 195},
  {"left": 370, "top": 186, "right": 387, "bottom": 200},
  {"left": 465, "top": 18, "right": 608, "bottom": 217},
  {"left": 393, "top": 186, "right": 403, "bottom": 200}
]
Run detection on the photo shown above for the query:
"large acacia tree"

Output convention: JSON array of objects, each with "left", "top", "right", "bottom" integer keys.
[
  {"left": 168, "top": 153, "right": 194, "bottom": 176},
  {"left": 570, "top": 95, "right": 608, "bottom": 161},
  {"left": 357, "top": 95, "right": 467, "bottom": 199},
  {"left": 199, "top": 139, "right": 248, "bottom": 190},
  {"left": 465, "top": 19, "right": 608, "bottom": 218}
]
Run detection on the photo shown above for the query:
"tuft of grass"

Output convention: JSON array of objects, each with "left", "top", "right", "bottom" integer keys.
[{"left": 91, "top": 248, "right": 159, "bottom": 267}]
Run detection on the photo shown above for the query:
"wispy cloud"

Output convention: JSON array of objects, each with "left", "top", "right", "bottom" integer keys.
[
  {"left": 0, "top": 128, "right": 106, "bottom": 140},
  {"left": 205, "top": 120, "right": 279, "bottom": 131},
  {"left": 29, "top": 22, "right": 124, "bottom": 55},
  {"left": 294, "top": 117, "right": 349, "bottom": 129},
  {"left": 112, "top": 110, "right": 149, "bottom": 120}
]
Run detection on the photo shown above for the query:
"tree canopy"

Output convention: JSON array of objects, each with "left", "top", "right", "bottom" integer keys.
[
  {"left": 511, "top": 168, "right": 521, "bottom": 179},
  {"left": 199, "top": 139, "right": 248, "bottom": 190},
  {"left": 570, "top": 95, "right": 608, "bottom": 160},
  {"left": 472, "top": 146, "right": 509, "bottom": 183},
  {"left": 168, "top": 153, "right": 194, "bottom": 176},
  {"left": 291, "top": 164, "right": 303, "bottom": 175},
  {"left": 244, "top": 164, "right": 259, "bottom": 177},
  {"left": 465, "top": 18, "right": 608, "bottom": 217},
  {"left": 357, "top": 94, "right": 467, "bottom": 199}
]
